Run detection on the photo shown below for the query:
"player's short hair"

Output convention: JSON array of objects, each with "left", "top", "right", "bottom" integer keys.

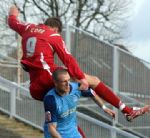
[
  {"left": 52, "top": 68, "right": 68, "bottom": 81},
  {"left": 44, "top": 17, "right": 62, "bottom": 33}
]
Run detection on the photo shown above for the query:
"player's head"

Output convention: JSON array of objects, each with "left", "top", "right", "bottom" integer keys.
[
  {"left": 44, "top": 17, "right": 62, "bottom": 33},
  {"left": 52, "top": 68, "right": 70, "bottom": 95}
]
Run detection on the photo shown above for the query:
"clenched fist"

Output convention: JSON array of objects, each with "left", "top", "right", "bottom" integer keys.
[{"left": 9, "top": 5, "right": 19, "bottom": 17}]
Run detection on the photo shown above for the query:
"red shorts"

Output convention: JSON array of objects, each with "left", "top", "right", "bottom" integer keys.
[
  {"left": 29, "top": 69, "right": 54, "bottom": 101},
  {"left": 29, "top": 66, "right": 66, "bottom": 101}
]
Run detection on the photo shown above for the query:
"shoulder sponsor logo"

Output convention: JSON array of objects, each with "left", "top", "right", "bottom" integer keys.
[
  {"left": 91, "top": 89, "right": 96, "bottom": 96},
  {"left": 45, "top": 111, "right": 51, "bottom": 122}
]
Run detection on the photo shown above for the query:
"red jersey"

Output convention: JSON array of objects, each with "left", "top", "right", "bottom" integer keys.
[{"left": 8, "top": 15, "right": 85, "bottom": 80}]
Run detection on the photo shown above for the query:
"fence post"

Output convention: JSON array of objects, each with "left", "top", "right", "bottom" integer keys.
[
  {"left": 65, "top": 24, "right": 71, "bottom": 53},
  {"left": 10, "top": 87, "right": 16, "bottom": 119},
  {"left": 16, "top": 34, "right": 22, "bottom": 99},
  {"left": 112, "top": 46, "right": 120, "bottom": 138}
]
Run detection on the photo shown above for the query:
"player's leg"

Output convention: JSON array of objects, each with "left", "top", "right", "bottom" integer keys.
[
  {"left": 84, "top": 73, "right": 129, "bottom": 111},
  {"left": 84, "top": 73, "right": 150, "bottom": 121}
]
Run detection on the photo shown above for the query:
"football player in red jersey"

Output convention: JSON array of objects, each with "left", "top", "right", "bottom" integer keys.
[
  {"left": 8, "top": 5, "right": 89, "bottom": 101},
  {"left": 8, "top": 5, "right": 150, "bottom": 122}
]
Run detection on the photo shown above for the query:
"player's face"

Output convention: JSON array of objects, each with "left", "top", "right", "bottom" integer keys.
[{"left": 55, "top": 73, "right": 71, "bottom": 95}]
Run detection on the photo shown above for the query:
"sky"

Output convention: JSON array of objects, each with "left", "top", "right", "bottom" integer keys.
[{"left": 126, "top": 0, "right": 150, "bottom": 63}]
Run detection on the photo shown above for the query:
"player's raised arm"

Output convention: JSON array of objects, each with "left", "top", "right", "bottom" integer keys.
[
  {"left": 49, "top": 35, "right": 89, "bottom": 90},
  {"left": 8, "top": 5, "right": 31, "bottom": 36},
  {"left": 9, "top": 5, "right": 19, "bottom": 17}
]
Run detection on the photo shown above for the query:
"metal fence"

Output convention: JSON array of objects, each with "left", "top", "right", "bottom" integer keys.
[
  {"left": 65, "top": 25, "right": 150, "bottom": 138},
  {"left": 0, "top": 24, "right": 150, "bottom": 137},
  {"left": 0, "top": 76, "right": 140, "bottom": 138}
]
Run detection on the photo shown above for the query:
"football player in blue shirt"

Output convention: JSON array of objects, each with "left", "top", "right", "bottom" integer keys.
[{"left": 43, "top": 68, "right": 115, "bottom": 138}]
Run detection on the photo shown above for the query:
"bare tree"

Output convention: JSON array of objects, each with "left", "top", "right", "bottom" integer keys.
[
  {"left": 0, "top": 0, "right": 133, "bottom": 55},
  {"left": 28, "top": 0, "right": 133, "bottom": 43},
  {"left": 10, "top": 0, "right": 133, "bottom": 42}
]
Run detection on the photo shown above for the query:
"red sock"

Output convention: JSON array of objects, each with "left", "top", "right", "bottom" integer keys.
[
  {"left": 94, "top": 82, "right": 132, "bottom": 114},
  {"left": 119, "top": 101, "right": 132, "bottom": 114},
  {"left": 78, "top": 126, "right": 86, "bottom": 138}
]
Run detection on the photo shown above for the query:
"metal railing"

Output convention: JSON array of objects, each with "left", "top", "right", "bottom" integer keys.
[
  {"left": 0, "top": 24, "right": 150, "bottom": 137},
  {"left": 0, "top": 76, "right": 141, "bottom": 138}
]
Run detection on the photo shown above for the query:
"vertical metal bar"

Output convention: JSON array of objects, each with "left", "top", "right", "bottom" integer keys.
[
  {"left": 10, "top": 87, "right": 16, "bottom": 119},
  {"left": 17, "top": 34, "right": 22, "bottom": 99},
  {"left": 65, "top": 24, "right": 71, "bottom": 52},
  {"left": 111, "top": 46, "right": 120, "bottom": 138}
]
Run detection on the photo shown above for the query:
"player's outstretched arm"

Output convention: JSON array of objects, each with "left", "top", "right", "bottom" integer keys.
[{"left": 92, "top": 94, "right": 115, "bottom": 119}]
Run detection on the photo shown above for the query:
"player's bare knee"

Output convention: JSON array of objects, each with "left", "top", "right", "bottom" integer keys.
[
  {"left": 92, "top": 76, "right": 100, "bottom": 84},
  {"left": 85, "top": 74, "right": 101, "bottom": 85}
]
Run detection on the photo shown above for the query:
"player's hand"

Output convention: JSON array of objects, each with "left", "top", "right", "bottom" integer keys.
[
  {"left": 9, "top": 5, "right": 19, "bottom": 17},
  {"left": 103, "top": 108, "right": 115, "bottom": 119},
  {"left": 78, "top": 79, "right": 89, "bottom": 90}
]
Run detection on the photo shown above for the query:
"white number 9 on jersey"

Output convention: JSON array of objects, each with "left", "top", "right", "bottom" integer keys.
[{"left": 26, "top": 37, "right": 37, "bottom": 57}]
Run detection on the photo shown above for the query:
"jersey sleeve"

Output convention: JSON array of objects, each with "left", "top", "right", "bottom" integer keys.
[
  {"left": 49, "top": 35, "right": 85, "bottom": 80},
  {"left": 44, "top": 95, "right": 57, "bottom": 124},
  {"left": 8, "top": 15, "right": 31, "bottom": 36},
  {"left": 81, "top": 88, "right": 95, "bottom": 97}
]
